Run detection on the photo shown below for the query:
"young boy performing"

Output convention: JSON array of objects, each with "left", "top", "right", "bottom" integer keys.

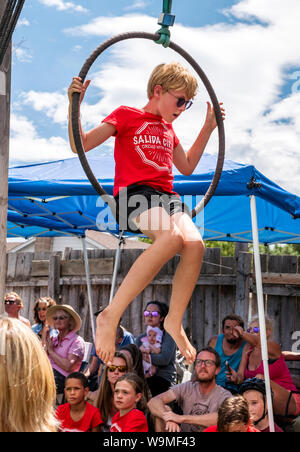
[{"left": 68, "top": 62, "right": 225, "bottom": 365}]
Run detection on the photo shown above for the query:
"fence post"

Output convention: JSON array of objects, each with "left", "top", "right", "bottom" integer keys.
[
  {"left": 0, "top": 2, "right": 11, "bottom": 314},
  {"left": 48, "top": 254, "right": 61, "bottom": 302},
  {"left": 235, "top": 251, "right": 252, "bottom": 320}
]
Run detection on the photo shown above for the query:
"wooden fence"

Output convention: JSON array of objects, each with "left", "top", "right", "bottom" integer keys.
[{"left": 5, "top": 248, "right": 300, "bottom": 354}]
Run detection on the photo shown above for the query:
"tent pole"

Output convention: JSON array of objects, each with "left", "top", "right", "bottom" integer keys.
[
  {"left": 109, "top": 231, "right": 124, "bottom": 304},
  {"left": 81, "top": 237, "right": 95, "bottom": 341},
  {"left": 250, "top": 195, "right": 275, "bottom": 432}
]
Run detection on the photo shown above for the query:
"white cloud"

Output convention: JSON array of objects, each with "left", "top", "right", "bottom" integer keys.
[
  {"left": 64, "top": 13, "right": 157, "bottom": 37},
  {"left": 20, "top": 90, "right": 68, "bottom": 125},
  {"left": 16, "top": 18, "right": 30, "bottom": 27},
  {"left": 124, "top": 1, "right": 148, "bottom": 12},
  {"left": 16, "top": 1, "right": 300, "bottom": 195},
  {"left": 13, "top": 46, "right": 33, "bottom": 63},
  {"left": 38, "top": 0, "right": 88, "bottom": 13},
  {"left": 10, "top": 113, "right": 73, "bottom": 163}
]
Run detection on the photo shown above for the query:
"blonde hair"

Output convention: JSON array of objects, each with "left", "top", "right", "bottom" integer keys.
[
  {"left": 4, "top": 291, "right": 23, "bottom": 308},
  {"left": 147, "top": 62, "right": 198, "bottom": 100},
  {"left": 0, "top": 317, "right": 59, "bottom": 432},
  {"left": 250, "top": 315, "right": 274, "bottom": 337}
]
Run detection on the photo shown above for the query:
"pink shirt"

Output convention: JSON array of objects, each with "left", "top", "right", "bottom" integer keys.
[
  {"left": 50, "top": 330, "right": 85, "bottom": 377},
  {"left": 245, "top": 350, "right": 297, "bottom": 391}
]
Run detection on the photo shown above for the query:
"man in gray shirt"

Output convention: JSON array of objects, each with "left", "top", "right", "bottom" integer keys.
[{"left": 148, "top": 347, "right": 231, "bottom": 432}]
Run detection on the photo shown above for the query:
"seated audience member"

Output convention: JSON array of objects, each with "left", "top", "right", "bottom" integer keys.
[
  {"left": 208, "top": 314, "right": 247, "bottom": 393},
  {"left": 228, "top": 316, "right": 300, "bottom": 418},
  {"left": 56, "top": 372, "right": 103, "bottom": 432},
  {"left": 45, "top": 304, "right": 85, "bottom": 396},
  {"left": 140, "top": 326, "right": 163, "bottom": 377},
  {"left": 3, "top": 292, "right": 31, "bottom": 327},
  {"left": 239, "top": 378, "right": 283, "bottom": 432},
  {"left": 93, "top": 351, "right": 133, "bottom": 431},
  {"left": 148, "top": 347, "right": 231, "bottom": 432},
  {"left": 204, "top": 395, "right": 260, "bottom": 432},
  {"left": 32, "top": 296, "right": 58, "bottom": 340},
  {"left": 119, "top": 344, "right": 151, "bottom": 399},
  {"left": 111, "top": 373, "right": 149, "bottom": 432},
  {"left": 84, "top": 310, "right": 135, "bottom": 391},
  {"left": 136, "top": 301, "right": 176, "bottom": 397},
  {"left": 0, "top": 316, "right": 58, "bottom": 432}
]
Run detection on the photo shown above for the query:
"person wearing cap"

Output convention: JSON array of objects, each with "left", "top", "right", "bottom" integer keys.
[
  {"left": 3, "top": 291, "right": 31, "bottom": 327},
  {"left": 239, "top": 378, "right": 283, "bottom": 432},
  {"left": 45, "top": 304, "right": 85, "bottom": 396}
]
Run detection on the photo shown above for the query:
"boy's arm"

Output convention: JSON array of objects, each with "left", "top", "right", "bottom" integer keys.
[
  {"left": 173, "top": 102, "right": 225, "bottom": 176},
  {"left": 68, "top": 76, "right": 116, "bottom": 153}
]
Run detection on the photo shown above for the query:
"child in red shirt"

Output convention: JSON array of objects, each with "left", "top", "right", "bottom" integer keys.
[
  {"left": 68, "top": 62, "right": 225, "bottom": 366},
  {"left": 110, "top": 373, "right": 148, "bottom": 432},
  {"left": 203, "top": 395, "right": 260, "bottom": 432},
  {"left": 56, "top": 372, "right": 103, "bottom": 432}
]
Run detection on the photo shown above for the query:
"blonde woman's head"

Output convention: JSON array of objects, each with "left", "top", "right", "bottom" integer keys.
[
  {"left": 0, "top": 316, "right": 58, "bottom": 432},
  {"left": 4, "top": 291, "right": 23, "bottom": 308},
  {"left": 147, "top": 62, "right": 198, "bottom": 100},
  {"left": 249, "top": 315, "right": 274, "bottom": 340}
]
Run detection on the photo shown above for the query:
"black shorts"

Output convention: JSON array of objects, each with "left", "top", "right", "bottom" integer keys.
[{"left": 114, "top": 184, "right": 191, "bottom": 233}]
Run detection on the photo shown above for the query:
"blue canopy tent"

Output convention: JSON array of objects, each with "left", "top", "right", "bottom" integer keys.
[{"left": 7, "top": 153, "right": 300, "bottom": 242}]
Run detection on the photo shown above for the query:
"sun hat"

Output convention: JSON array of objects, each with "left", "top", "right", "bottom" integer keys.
[{"left": 46, "top": 304, "right": 82, "bottom": 332}]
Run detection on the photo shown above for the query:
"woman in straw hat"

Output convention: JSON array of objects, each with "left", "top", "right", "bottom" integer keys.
[{"left": 45, "top": 304, "right": 85, "bottom": 397}]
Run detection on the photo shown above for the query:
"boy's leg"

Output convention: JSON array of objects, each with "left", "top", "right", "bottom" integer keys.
[
  {"left": 95, "top": 207, "right": 184, "bottom": 364},
  {"left": 163, "top": 211, "right": 204, "bottom": 364}
]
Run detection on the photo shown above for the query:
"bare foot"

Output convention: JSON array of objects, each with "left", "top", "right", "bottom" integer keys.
[
  {"left": 164, "top": 315, "right": 196, "bottom": 364},
  {"left": 95, "top": 308, "right": 119, "bottom": 364}
]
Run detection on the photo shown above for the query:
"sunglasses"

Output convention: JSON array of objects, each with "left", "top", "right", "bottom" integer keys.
[
  {"left": 53, "top": 315, "right": 69, "bottom": 321},
  {"left": 247, "top": 326, "right": 260, "bottom": 333},
  {"left": 167, "top": 91, "right": 193, "bottom": 110},
  {"left": 4, "top": 299, "right": 17, "bottom": 305},
  {"left": 107, "top": 365, "right": 127, "bottom": 373},
  {"left": 144, "top": 310, "right": 160, "bottom": 318}
]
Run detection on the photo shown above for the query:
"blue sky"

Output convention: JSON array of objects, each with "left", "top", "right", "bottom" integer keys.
[{"left": 9, "top": 0, "right": 300, "bottom": 195}]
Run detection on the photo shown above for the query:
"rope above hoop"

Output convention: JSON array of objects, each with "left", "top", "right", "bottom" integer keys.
[{"left": 71, "top": 32, "right": 225, "bottom": 220}]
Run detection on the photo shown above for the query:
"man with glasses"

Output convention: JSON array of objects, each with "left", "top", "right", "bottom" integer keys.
[
  {"left": 148, "top": 347, "right": 231, "bottom": 432},
  {"left": 4, "top": 291, "right": 31, "bottom": 327}
]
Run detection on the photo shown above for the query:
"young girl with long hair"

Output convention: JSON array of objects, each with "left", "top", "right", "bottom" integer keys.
[
  {"left": 110, "top": 373, "right": 148, "bottom": 432},
  {"left": 93, "top": 351, "right": 133, "bottom": 431}
]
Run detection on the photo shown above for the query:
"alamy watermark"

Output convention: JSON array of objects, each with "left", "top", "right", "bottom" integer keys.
[
  {"left": 95, "top": 188, "right": 205, "bottom": 237},
  {"left": 291, "top": 331, "right": 300, "bottom": 353},
  {"left": 290, "top": 70, "right": 300, "bottom": 94}
]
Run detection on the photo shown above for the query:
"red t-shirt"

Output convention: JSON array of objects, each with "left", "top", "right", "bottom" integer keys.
[
  {"left": 56, "top": 402, "right": 103, "bottom": 432},
  {"left": 204, "top": 424, "right": 260, "bottom": 432},
  {"left": 110, "top": 409, "right": 148, "bottom": 432},
  {"left": 103, "top": 106, "right": 180, "bottom": 196}
]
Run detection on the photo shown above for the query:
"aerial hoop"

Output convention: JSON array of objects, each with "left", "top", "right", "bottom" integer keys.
[{"left": 71, "top": 31, "right": 225, "bottom": 218}]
